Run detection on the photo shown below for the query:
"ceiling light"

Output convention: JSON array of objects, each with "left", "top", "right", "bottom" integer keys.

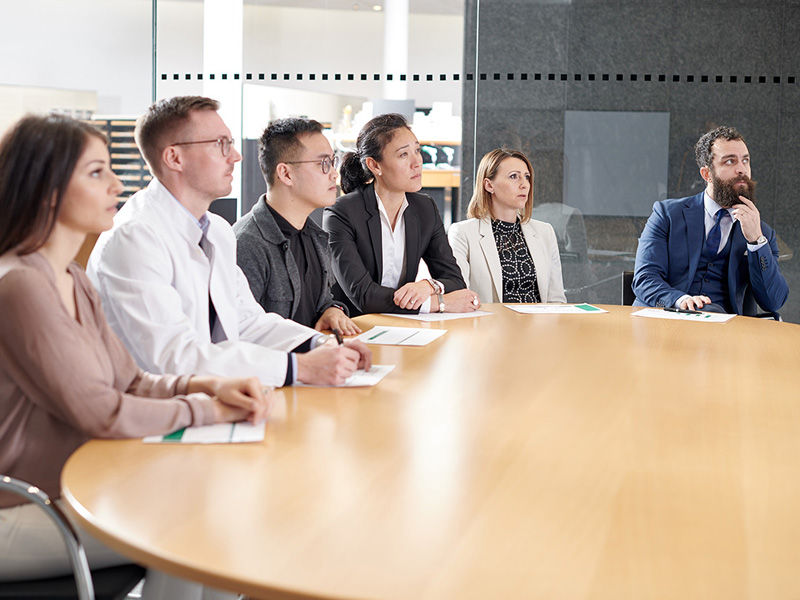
[{"left": 372, "top": 4, "right": 382, "bottom": 10}]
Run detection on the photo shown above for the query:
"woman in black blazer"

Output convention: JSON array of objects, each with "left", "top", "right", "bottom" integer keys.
[{"left": 323, "top": 113, "right": 479, "bottom": 316}]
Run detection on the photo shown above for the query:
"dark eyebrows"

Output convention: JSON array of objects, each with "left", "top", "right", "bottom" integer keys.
[
  {"left": 719, "top": 153, "right": 748, "bottom": 160},
  {"left": 394, "top": 141, "right": 421, "bottom": 153}
]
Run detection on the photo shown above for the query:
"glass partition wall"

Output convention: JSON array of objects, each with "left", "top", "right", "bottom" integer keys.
[
  {"left": 156, "top": 0, "right": 465, "bottom": 224},
  {"left": 1, "top": 0, "right": 797, "bottom": 321},
  {"left": 464, "top": 0, "right": 799, "bottom": 322}
]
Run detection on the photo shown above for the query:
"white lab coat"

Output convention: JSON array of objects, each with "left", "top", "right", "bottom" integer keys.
[{"left": 87, "top": 179, "right": 315, "bottom": 387}]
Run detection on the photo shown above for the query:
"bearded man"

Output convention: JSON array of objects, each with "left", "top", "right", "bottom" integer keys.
[{"left": 632, "top": 125, "right": 788, "bottom": 315}]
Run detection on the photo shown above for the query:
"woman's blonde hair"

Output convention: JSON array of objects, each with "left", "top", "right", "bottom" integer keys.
[{"left": 467, "top": 148, "right": 534, "bottom": 223}]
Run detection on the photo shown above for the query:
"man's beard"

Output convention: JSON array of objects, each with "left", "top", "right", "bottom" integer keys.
[{"left": 712, "top": 171, "right": 757, "bottom": 208}]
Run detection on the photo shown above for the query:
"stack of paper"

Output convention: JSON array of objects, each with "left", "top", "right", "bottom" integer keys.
[
  {"left": 504, "top": 303, "right": 607, "bottom": 314},
  {"left": 356, "top": 326, "right": 447, "bottom": 346},
  {"left": 144, "top": 422, "right": 265, "bottom": 444},
  {"left": 631, "top": 308, "right": 735, "bottom": 323}
]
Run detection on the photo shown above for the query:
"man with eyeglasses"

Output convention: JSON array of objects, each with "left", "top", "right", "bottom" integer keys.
[
  {"left": 234, "top": 118, "right": 360, "bottom": 336},
  {"left": 88, "top": 96, "right": 370, "bottom": 391}
]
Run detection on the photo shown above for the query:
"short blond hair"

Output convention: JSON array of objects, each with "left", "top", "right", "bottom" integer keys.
[{"left": 467, "top": 148, "right": 534, "bottom": 223}]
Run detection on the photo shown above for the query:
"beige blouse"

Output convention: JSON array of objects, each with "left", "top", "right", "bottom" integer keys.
[{"left": 0, "top": 252, "right": 216, "bottom": 508}]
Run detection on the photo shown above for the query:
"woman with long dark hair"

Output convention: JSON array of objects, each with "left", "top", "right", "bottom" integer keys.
[
  {"left": 323, "top": 113, "right": 480, "bottom": 315},
  {"left": 0, "top": 114, "right": 268, "bottom": 597}
]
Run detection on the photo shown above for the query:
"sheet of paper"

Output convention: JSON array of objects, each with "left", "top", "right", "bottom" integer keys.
[
  {"left": 355, "top": 326, "right": 447, "bottom": 346},
  {"left": 631, "top": 308, "right": 736, "bottom": 323},
  {"left": 296, "top": 364, "right": 395, "bottom": 387},
  {"left": 380, "top": 311, "right": 493, "bottom": 322},
  {"left": 144, "top": 422, "right": 265, "bottom": 444},
  {"left": 504, "top": 303, "right": 608, "bottom": 314}
]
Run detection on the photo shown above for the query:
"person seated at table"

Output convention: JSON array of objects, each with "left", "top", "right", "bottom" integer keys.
[
  {"left": 322, "top": 112, "right": 480, "bottom": 315},
  {"left": 633, "top": 125, "right": 788, "bottom": 315},
  {"left": 234, "top": 117, "right": 359, "bottom": 335},
  {"left": 0, "top": 114, "right": 269, "bottom": 598},
  {"left": 447, "top": 148, "right": 566, "bottom": 304},
  {"left": 87, "top": 96, "right": 369, "bottom": 388}
]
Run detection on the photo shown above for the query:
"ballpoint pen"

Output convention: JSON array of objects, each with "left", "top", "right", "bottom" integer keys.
[
  {"left": 332, "top": 328, "right": 344, "bottom": 345},
  {"left": 664, "top": 307, "right": 702, "bottom": 315}
]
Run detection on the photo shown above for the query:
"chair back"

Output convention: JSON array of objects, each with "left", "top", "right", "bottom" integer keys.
[
  {"left": 621, "top": 271, "right": 635, "bottom": 305},
  {"left": 0, "top": 475, "right": 94, "bottom": 600}
]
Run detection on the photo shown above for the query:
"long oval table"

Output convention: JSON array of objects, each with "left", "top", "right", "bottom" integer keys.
[{"left": 62, "top": 304, "right": 800, "bottom": 599}]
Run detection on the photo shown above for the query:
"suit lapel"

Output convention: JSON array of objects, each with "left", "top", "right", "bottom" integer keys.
[
  {"left": 478, "top": 219, "right": 503, "bottom": 301},
  {"left": 253, "top": 198, "right": 301, "bottom": 315},
  {"left": 363, "top": 185, "right": 383, "bottom": 278},
  {"left": 683, "top": 193, "right": 705, "bottom": 286},
  {"left": 404, "top": 202, "right": 420, "bottom": 282},
  {"left": 521, "top": 221, "right": 548, "bottom": 300}
]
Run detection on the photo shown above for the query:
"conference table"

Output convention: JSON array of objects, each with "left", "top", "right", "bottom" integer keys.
[{"left": 61, "top": 304, "right": 800, "bottom": 599}]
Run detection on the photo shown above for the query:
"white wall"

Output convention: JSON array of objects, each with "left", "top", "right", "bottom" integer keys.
[
  {"left": 241, "top": 6, "right": 464, "bottom": 115},
  {"left": 0, "top": 0, "right": 153, "bottom": 115},
  {"left": 0, "top": 1, "right": 462, "bottom": 120},
  {"left": 0, "top": 85, "right": 97, "bottom": 135}
]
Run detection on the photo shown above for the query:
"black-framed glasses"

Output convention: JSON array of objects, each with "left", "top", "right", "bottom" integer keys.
[
  {"left": 284, "top": 154, "right": 340, "bottom": 175},
  {"left": 171, "top": 137, "right": 235, "bottom": 157}
]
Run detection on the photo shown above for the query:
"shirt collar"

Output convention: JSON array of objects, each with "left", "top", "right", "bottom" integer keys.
[
  {"left": 703, "top": 190, "right": 732, "bottom": 219},
  {"left": 267, "top": 202, "right": 302, "bottom": 238},
  {"left": 374, "top": 189, "right": 409, "bottom": 226},
  {"left": 162, "top": 182, "right": 208, "bottom": 233}
]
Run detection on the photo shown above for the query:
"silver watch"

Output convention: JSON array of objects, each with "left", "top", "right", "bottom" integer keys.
[
  {"left": 437, "top": 292, "right": 445, "bottom": 313},
  {"left": 428, "top": 278, "right": 444, "bottom": 295}
]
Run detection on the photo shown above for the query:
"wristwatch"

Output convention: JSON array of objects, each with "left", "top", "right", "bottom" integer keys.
[
  {"left": 437, "top": 293, "right": 445, "bottom": 313},
  {"left": 428, "top": 279, "right": 444, "bottom": 295},
  {"left": 751, "top": 235, "right": 767, "bottom": 245}
]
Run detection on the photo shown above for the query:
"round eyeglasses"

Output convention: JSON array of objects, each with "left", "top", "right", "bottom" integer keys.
[
  {"left": 284, "top": 154, "right": 340, "bottom": 175},
  {"left": 171, "top": 137, "right": 235, "bottom": 157}
]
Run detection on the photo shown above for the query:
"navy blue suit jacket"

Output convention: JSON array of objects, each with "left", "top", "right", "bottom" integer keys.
[{"left": 632, "top": 192, "right": 788, "bottom": 315}]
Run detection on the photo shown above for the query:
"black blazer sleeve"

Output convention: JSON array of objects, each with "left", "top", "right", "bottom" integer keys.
[{"left": 418, "top": 198, "right": 467, "bottom": 294}]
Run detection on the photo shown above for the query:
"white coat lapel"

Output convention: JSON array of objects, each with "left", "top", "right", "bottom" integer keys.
[
  {"left": 478, "top": 218, "right": 503, "bottom": 302},
  {"left": 521, "top": 221, "right": 548, "bottom": 301}
]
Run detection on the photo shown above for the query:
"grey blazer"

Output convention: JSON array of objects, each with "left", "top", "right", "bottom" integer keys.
[{"left": 234, "top": 196, "right": 343, "bottom": 325}]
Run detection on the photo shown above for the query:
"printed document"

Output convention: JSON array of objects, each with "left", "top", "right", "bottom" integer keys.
[
  {"left": 144, "top": 422, "right": 265, "bottom": 444},
  {"left": 504, "top": 303, "right": 607, "bottom": 314},
  {"left": 632, "top": 308, "right": 735, "bottom": 323},
  {"left": 355, "top": 326, "right": 447, "bottom": 346}
]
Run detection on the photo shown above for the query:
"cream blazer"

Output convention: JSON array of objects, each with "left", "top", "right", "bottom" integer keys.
[{"left": 447, "top": 217, "right": 566, "bottom": 303}]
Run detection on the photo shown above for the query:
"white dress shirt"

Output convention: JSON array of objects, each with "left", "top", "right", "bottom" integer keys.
[
  {"left": 87, "top": 178, "right": 315, "bottom": 387},
  {"left": 674, "top": 191, "right": 768, "bottom": 307},
  {"left": 375, "top": 190, "right": 433, "bottom": 313}
]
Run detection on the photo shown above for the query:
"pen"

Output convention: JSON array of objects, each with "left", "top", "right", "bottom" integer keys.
[
  {"left": 664, "top": 307, "right": 702, "bottom": 315},
  {"left": 332, "top": 328, "right": 344, "bottom": 345}
]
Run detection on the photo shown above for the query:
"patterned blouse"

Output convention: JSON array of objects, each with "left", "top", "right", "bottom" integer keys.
[{"left": 491, "top": 218, "right": 541, "bottom": 303}]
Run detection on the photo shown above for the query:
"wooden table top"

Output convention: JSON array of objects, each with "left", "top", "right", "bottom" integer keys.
[{"left": 61, "top": 304, "right": 800, "bottom": 600}]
